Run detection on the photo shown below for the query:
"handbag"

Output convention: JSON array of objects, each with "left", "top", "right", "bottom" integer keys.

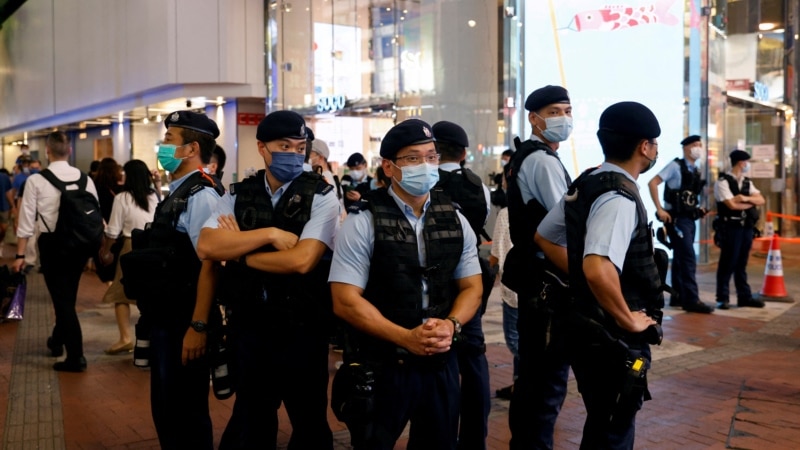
[
  {"left": 4, "top": 273, "right": 26, "bottom": 321},
  {"left": 94, "top": 236, "right": 124, "bottom": 283}
]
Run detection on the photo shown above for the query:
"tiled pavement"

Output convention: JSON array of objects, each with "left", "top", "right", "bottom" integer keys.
[{"left": 1, "top": 241, "right": 800, "bottom": 449}]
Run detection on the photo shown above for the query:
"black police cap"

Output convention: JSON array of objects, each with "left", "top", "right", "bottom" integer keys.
[
  {"left": 256, "top": 110, "right": 307, "bottom": 142},
  {"left": 525, "top": 85, "right": 570, "bottom": 112},
  {"left": 164, "top": 111, "right": 220, "bottom": 138},
  {"left": 305, "top": 126, "right": 315, "bottom": 142},
  {"left": 598, "top": 101, "right": 661, "bottom": 139},
  {"left": 379, "top": 119, "right": 435, "bottom": 159},
  {"left": 680, "top": 135, "right": 701, "bottom": 146},
  {"left": 346, "top": 152, "right": 367, "bottom": 167},
  {"left": 432, "top": 121, "right": 469, "bottom": 148},
  {"left": 729, "top": 149, "right": 751, "bottom": 165}
]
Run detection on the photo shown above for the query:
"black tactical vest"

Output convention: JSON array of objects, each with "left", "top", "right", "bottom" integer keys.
[
  {"left": 353, "top": 188, "right": 463, "bottom": 356},
  {"left": 716, "top": 173, "right": 759, "bottom": 227},
  {"left": 565, "top": 168, "right": 663, "bottom": 341},
  {"left": 506, "top": 138, "right": 571, "bottom": 250},
  {"left": 436, "top": 167, "right": 487, "bottom": 243},
  {"left": 663, "top": 158, "right": 705, "bottom": 218},
  {"left": 223, "top": 170, "right": 334, "bottom": 325},
  {"left": 148, "top": 171, "right": 224, "bottom": 320},
  {"left": 502, "top": 137, "right": 571, "bottom": 294}
]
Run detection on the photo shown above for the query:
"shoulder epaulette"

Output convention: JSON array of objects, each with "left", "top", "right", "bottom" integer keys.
[{"left": 347, "top": 198, "right": 370, "bottom": 215}]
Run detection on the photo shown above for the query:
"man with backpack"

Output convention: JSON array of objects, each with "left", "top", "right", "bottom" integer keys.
[
  {"left": 13, "top": 131, "right": 102, "bottom": 372},
  {"left": 431, "top": 120, "right": 492, "bottom": 450}
]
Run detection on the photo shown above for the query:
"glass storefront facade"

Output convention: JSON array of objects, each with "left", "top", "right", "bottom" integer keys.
[{"left": 265, "top": 0, "right": 505, "bottom": 182}]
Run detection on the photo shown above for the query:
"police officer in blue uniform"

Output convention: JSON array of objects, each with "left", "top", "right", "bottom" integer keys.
[
  {"left": 329, "top": 118, "right": 483, "bottom": 450},
  {"left": 142, "top": 111, "right": 225, "bottom": 450},
  {"left": 713, "top": 150, "right": 766, "bottom": 309},
  {"left": 536, "top": 101, "right": 665, "bottom": 449},
  {"left": 431, "top": 120, "right": 492, "bottom": 450},
  {"left": 505, "top": 85, "right": 574, "bottom": 450},
  {"left": 197, "top": 110, "right": 340, "bottom": 449},
  {"left": 647, "top": 135, "right": 713, "bottom": 313}
]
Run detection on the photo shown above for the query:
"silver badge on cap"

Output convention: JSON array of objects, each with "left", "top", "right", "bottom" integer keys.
[
  {"left": 423, "top": 126, "right": 432, "bottom": 138},
  {"left": 169, "top": 112, "right": 180, "bottom": 122},
  {"left": 300, "top": 125, "right": 306, "bottom": 137}
]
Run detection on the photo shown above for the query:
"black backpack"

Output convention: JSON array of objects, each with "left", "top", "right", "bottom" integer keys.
[{"left": 39, "top": 169, "right": 104, "bottom": 257}]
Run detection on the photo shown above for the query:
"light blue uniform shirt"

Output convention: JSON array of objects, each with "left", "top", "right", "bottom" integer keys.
[
  {"left": 438, "top": 162, "right": 492, "bottom": 223},
  {"left": 517, "top": 135, "right": 570, "bottom": 211},
  {"left": 329, "top": 186, "right": 481, "bottom": 310},
  {"left": 655, "top": 158, "right": 696, "bottom": 210},
  {"left": 169, "top": 170, "right": 222, "bottom": 252},
  {"left": 537, "top": 162, "right": 639, "bottom": 272},
  {"left": 202, "top": 173, "right": 340, "bottom": 250}
]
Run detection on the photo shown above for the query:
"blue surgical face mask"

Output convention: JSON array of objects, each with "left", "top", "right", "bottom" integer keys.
[
  {"left": 742, "top": 162, "right": 751, "bottom": 173},
  {"left": 268, "top": 151, "right": 306, "bottom": 182},
  {"left": 393, "top": 162, "right": 440, "bottom": 196},
  {"left": 537, "top": 114, "right": 573, "bottom": 143},
  {"left": 157, "top": 144, "right": 187, "bottom": 173},
  {"left": 30, "top": 168, "right": 40, "bottom": 174}
]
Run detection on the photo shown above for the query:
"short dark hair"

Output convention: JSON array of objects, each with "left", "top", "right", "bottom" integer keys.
[
  {"left": 596, "top": 129, "right": 645, "bottom": 162},
  {"left": 502, "top": 149, "right": 514, "bottom": 158},
  {"left": 46, "top": 132, "right": 70, "bottom": 158},
  {"left": 212, "top": 145, "right": 227, "bottom": 173},
  {"left": 179, "top": 128, "right": 215, "bottom": 164},
  {"left": 435, "top": 141, "right": 464, "bottom": 162}
]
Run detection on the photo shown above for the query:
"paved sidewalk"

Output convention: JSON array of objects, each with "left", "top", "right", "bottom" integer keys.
[{"left": 1, "top": 242, "right": 800, "bottom": 449}]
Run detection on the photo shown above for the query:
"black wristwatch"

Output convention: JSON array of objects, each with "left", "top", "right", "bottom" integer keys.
[
  {"left": 14, "top": 254, "right": 24, "bottom": 260},
  {"left": 446, "top": 316, "right": 462, "bottom": 334},
  {"left": 190, "top": 320, "right": 207, "bottom": 333}
]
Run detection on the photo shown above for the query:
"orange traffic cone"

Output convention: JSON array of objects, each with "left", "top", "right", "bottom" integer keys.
[
  {"left": 756, "top": 217, "right": 774, "bottom": 256},
  {"left": 755, "top": 235, "right": 793, "bottom": 303}
]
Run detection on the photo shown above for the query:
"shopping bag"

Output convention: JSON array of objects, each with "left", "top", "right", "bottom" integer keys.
[{"left": 4, "top": 273, "right": 26, "bottom": 321}]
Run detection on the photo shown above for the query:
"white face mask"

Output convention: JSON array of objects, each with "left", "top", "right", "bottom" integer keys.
[
  {"left": 742, "top": 162, "right": 751, "bottom": 173},
  {"left": 536, "top": 114, "right": 573, "bottom": 143},
  {"left": 689, "top": 146, "right": 702, "bottom": 160},
  {"left": 349, "top": 169, "right": 365, "bottom": 181}
]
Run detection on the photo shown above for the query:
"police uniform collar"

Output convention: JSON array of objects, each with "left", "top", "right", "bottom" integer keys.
[
  {"left": 168, "top": 169, "right": 202, "bottom": 194},
  {"left": 596, "top": 161, "right": 638, "bottom": 185},
  {"left": 438, "top": 162, "right": 461, "bottom": 172},
  {"left": 388, "top": 185, "right": 431, "bottom": 217}
]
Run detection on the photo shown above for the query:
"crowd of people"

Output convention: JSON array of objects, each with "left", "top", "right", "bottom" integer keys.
[{"left": 2, "top": 86, "right": 769, "bottom": 449}]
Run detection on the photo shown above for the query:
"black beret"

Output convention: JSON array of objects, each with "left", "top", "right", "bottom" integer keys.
[
  {"left": 729, "top": 149, "right": 751, "bottom": 165},
  {"left": 432, "top": 121, "right": 469, "bottom": 148},
  {"left": 164, "top": 110, "right": 220, "bottom": 138},
  {"left": 598, "top": 101, "right": 661, "bottom": 139},
  {"left": 680, "top": 135, "right": 701, "bottom": 146},
  {"left": 379, "top": 119, "right": 436, "bottom": 159},
  {"left": 305, "top": 126, "right": 315, "bottom": 142},
  {"left": 256, "top": 110, "right": 307, "bottom": 142},
  {"left": 525, "top": 85, "right": 570, "bottom": 112},
  {"left": 346, "top": 152, "right": 367, "bottom": 167}
]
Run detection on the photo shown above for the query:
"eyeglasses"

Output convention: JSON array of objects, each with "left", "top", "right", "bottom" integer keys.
[{"left": 394, "top": 153, "right": 441, "bottom": 165}]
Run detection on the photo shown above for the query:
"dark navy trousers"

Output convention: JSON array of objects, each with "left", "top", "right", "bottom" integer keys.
[
  {"left": 716, "top": 223, "right": 754, "bottom": 303},
  {"left": 456, "top": 314, "right": 491, "bottom": 450},
  {"left": 669, "top": 216, "right": 700, "bottom": 305},
  {"left": 219, "top": 311, "right": 333, "bottom": 450},
  {"left": 150, "top": 324, "right": 213, "bottom": 450},
  {"left": 508, "top": 294, "right": 570, "bottom": 450}
]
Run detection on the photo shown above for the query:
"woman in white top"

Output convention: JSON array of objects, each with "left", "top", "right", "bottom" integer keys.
[{"left": 99, "top": 160, "right": 159, "bottom": 355}]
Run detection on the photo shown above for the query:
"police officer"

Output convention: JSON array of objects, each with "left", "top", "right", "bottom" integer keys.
[
  {"left": 647, "top": 135, "right": 713, "bottom": 313},
  {"left": 197, "top": 110, "right": 340, "bottom": 449},
  {"left": 142, "top": 111, "right": 224, "bottom": 449},
  {"left": 713, "top": 150, "right": 765, "bottom": 310},
  {"left": 431, "top": 120, "right": 491, "bottom": 450},
  {"left": 505, "top": 85, "right": 573, "bottom": 450},
  {"left": 536, "top": 101, "right": 664, "bottom": 449},
  {"left": 341, "top": 152, "right": 373, "bottom": 208},
  {"left": 329, "top": 118, "right": 483, "bottom": 450}
]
